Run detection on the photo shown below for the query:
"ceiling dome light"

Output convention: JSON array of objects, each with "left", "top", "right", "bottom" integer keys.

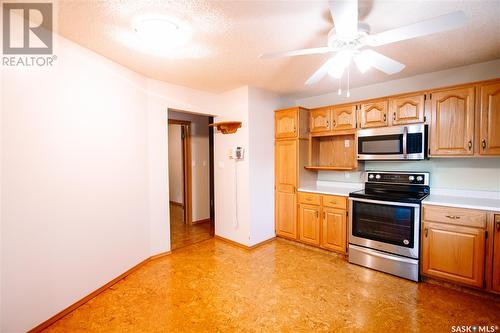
[{"left": 133, "top": 17, "right": 191, "bottom": 53}]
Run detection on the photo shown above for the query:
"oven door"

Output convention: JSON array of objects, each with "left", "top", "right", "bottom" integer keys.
[
  {"left": 349, "top": 197, "right": 420, "bottom": 259},
  {"left": 357, "top": 124, "right": 426, "bottom": 160}
]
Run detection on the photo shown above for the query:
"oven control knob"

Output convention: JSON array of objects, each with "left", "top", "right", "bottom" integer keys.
[
  {"left": 416, "top": 176, "right": 423, "bottom": 182},
  {"left": 375, "top": 174, "right": 381, "bottom": 180},
  {"left": 368, "top": 174, "right": 374, "bottom": 179},
  {"left": 408, "top": 176, "right": 415, "bottom": 181}
]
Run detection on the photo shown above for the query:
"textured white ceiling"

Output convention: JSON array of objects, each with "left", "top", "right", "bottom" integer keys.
[{"left": 55, "top": 0, "right": 500, "bottom": 98}]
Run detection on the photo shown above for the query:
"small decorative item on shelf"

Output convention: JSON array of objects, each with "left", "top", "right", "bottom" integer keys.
[{"left": 209, "top": 121, "right": 242, "bottom": 134}]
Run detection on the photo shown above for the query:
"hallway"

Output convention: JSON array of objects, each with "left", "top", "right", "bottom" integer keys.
[{"left": 170, "top": 203, "right": 213, "bottom": 250}]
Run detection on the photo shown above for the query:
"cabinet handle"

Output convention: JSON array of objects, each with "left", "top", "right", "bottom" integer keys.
[
  {"left": 468, "top": 140, "right": 472, "bottom": 150},
  {"left": 316, "top": 211, "right": 319, "bottom": 218},
  {"left": 496, "top": 220, "right": 500, "bottom": 231},
  {"left": 424, "top": 227, "right": 428, "bottom": 237},
  {"left": 383, "top": 114, "right": 387, "bottom": 122},
  {"left": 445, "top": 215, "right": 461, "bottom": 220},
  {"left": 393, "top": 113, "right": 396, "bottom": 121},
  {"left": 333, "top": 120, "right": 336, "bottom": 127},
  {"left": 482, "top": 139, "right": 487, "bottom": 149},
  {"left": 323, "top": 211, "right": 326, "bottom": 219}
]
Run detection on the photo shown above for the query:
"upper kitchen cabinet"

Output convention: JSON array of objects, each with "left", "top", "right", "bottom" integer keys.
[
  {"left": 275, "top": 107, "right": 309, "bottom": 139},
  {"left": 429, "top": 86, "right": 475, "bottom": 156},
  {"left": 389, "top": 93, "right": 426, "bottom": 125},
  {"left": 359, "top": 99, "right": 389, "bottom": 128},
  {"left": 479, "top": 81, "right": 500, "bottom": 155},
  {"left": 310, "top": 107, "right": 332, "bottom": 134},
  {"left": 332, "top": 104, "right": 357, "bottom": 131}
]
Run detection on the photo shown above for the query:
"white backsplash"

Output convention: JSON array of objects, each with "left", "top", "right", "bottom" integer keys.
[{"left": 317, "top": 158, "right": 500, "bottom": 192}]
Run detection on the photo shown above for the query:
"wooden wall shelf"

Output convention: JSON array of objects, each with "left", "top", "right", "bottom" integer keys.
[
  {"left": 209, "top": 121, "right": 242, "bottom": 134},
  {"left": 304, "top": 166, "right": 357, "bottom": 171}
]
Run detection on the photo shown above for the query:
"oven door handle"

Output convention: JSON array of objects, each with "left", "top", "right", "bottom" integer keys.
[
  {"left": 402, "top": 126, "right": 408, "bottom": 159},
  {"left": 349, "top": 197, "right": 420, "bottom": 208}
]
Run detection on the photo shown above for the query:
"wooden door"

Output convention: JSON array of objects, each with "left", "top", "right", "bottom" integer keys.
[
  {"left": 430, "top": 86, "right": 475, "bottom": 156},
  {"left": 275, "top": 139, "right": 297, "bottom": 239},
  {"left": 299, "top": 204, "right": 320, "bottom": 245},
  {"left": 360, "top": 100, "right": 388, "bottom": 128},
  {"left": 332, "top": 104, "right": 357, "bottom": 131},
  {"left": 275, "top": 191, "right": 297, "bottom": 239},
  {"left": 321, "top": 207, "right": 347, "bottom": 253},
  {"left": 310, "top": 107, "right": 332, "bottom": 133},
  {"left": 389, "top": 93, "right": 425, "bottom": 125},
  {"left": 492, "top": 215, "right": 500, "bottom": 292},
  {"left": 479, "top": 81, "right": 500, "bottom": 155},
  {"left": 275, "top": 108, "right": 297, "bottom": 139},
  {"left": 421, "top": 221, "right": 485, "bottom": 288}
]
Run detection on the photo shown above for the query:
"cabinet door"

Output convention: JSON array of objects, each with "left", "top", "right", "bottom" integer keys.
[
  {"left": 332, "top": 104, "right": 357, "bottom": 131},
  {"left": 299, "top": 204, "right": 320, "bottom": 246},
  {"left": 422, "top": 221, "right": 485, "bottom": 288},
  {"left": 479, "top": 81, "right": 500, "bottom": 155},
  {"left": 389, "top": 93, "right": 425, "bottom": 125},
  {"left": 492, "top": 215, "right": 500, "bottom": 292},
  {"left": 275, "top": 140, "right": 297, "bottom": 192},
  {"left": 275, "top": 109, "right": 297, "bottom": 139},
  {"left": 430, "top": 86, "right": 475, "bottom": 156},
  {"left": 310, "top": 107, "right": 331, "bottom": 133},
  {"left": 360, "top": 100, "right": 388, "bottom": 128},
  {"left": 275, "top": 191, "right": 297, "bottom": 239},
  {"left": 321, "top": 208, "right": 347, "bottom": 253}
]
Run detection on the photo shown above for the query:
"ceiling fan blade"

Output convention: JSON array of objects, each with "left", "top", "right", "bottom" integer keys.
[
  {"left": 305, "top": 56, "right": 339, "bottom": 85},
  {"left": 259, "top": 47, "right": 333, "bottom": 59},
  {"left": 358, "top": 50, "right": 405, "bottom": 74},
  {"left": 329, "top": 0, "right": 359, "bottom": 38},
  {"left": 367, "top": 11, "right": 467, "bottom": 46}
]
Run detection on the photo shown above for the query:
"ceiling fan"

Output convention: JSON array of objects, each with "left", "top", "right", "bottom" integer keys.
[{"left": 260, "top": 0, "right": 467, "bottom": 91}]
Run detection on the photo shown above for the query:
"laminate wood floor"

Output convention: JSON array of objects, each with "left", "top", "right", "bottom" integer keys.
[{"left": 43, "top": 238, "right": 500, "bottom": 332}]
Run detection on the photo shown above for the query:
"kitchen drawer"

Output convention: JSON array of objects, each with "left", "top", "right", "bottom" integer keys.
[
  {"left": 298, "top": 192, "right": 320, "bottom": 205},
  {"left": 321, "top": 195, "right": 347, "bottom": 209},
  {"left": 423, "top": 205, "right": 486, "bottom": 229}
]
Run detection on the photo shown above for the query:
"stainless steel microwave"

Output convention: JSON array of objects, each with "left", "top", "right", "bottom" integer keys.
[{"left": 357, "top": 124, "right": 428, "bottom": 160}]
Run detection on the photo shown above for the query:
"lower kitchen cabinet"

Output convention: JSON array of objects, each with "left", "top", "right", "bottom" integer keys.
[
  {"left": 297, "top": 192, "right": 348, "bottom": 254},
  {"left": 321, "top": 207, "right": 347, "bottom": 253},
  {"left": 298, "top": 204, "right": 320, "bottom": 246},
  {"left": 421, "top": 205, "right": 486, "bottom": 288},
  {"left": 492, "top": 214, "right": 500, "bottom": 292},
  {"left": 275, "top": 191, "right": 297, "bottom": 239}
]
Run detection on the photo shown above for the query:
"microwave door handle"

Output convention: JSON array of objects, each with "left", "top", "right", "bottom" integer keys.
[{"left": 402, "top": 126, "right": 408, "bottom": 159}]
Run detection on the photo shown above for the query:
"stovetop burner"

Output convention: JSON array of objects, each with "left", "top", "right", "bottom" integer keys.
[{"left": 349, "top": 171, "right": 430, "bottom": 204}]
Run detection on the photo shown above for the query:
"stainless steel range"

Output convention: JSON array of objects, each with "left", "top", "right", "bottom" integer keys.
[{"left": 348, "top": 171, "right": 430, "bottom": 281}]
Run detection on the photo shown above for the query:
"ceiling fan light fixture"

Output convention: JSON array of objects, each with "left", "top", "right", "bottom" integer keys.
[
  {"left": 353, "top": 51, "right": 372, "bottom": 73},
  {"left": 327, "top": 50, "right": 352, "bottom": 78}
]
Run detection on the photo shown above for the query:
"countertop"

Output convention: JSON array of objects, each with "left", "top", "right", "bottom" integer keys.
[
  {"left": 298, "top": 182, "right": 363, "bottom": 197},
  {"left": 422, "top": 188, "right": 500, "bottom": 212}
]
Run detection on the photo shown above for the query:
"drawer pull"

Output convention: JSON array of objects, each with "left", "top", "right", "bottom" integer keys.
[
  {"left": 445, "top": 215, "right": 461, "bottom": 220},
  {"left": 424, "top": 227, "right": 428, "bottom": 237}
]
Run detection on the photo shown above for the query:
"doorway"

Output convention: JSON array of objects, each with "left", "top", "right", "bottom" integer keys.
[{"left": 168, "top": 110, "right": 214, "bottom": 250}]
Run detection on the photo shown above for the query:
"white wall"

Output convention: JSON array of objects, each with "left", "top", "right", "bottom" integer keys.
[
  {"left": 168, "top": 110, "right": 211, "bottom": 222},
  {"left": 1, "top": 28, "right": 221, "bottom": 332},
  {"left": 295, "top": 59, "right": 500, "bottom": 192},
  {"left": 2, "top": 36, "right": 150, "bottom": 332},
  {"left": 248, "top": 87, "right": 291, "bottom": 246},
  {"left": 214, "top": 87, "right": 251, "bottom": 245},
  {"left": 167, "top": 124, "right": 184, "bottom": 204}
]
